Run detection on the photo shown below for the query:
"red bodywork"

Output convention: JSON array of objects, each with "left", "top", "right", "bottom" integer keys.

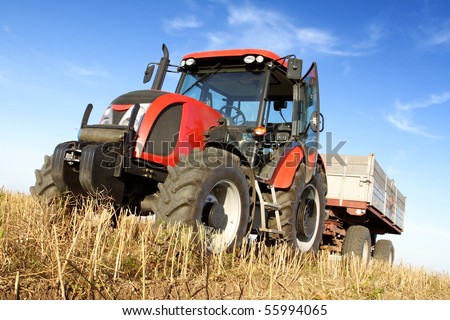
[
  {"left": 136, "top": 94, "right": 221, "bottom": 167},
  {"left": 110, "top": 93, "right": 222, "bottom": 168},
  {"left": 182, "top": 49, "right": 287, "bottom": 68},
  {"left": 111, "top": 104, "right": 132, "bottom": 112},
  {"left": 268, "top": 148, "right": 326, "bottom": 188},
  {"left": 269, "top": 146, "right": 304, "bottom": 188}
]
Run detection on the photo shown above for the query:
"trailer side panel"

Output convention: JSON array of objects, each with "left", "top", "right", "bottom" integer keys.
[{"left": 324, "top": 154, "right": 406, "bottom": 234}]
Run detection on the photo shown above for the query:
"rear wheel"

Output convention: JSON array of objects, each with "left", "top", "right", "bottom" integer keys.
[
  {"left": 342, "top": 225, "right": 372, "bottom": 264},
  {"left": 373, "top": 239, "right": 394, "bottom": 264},
  {"left": 156, "top": 148, "right": 253, "bottom": 252},
  {"left": 267, "top": 163, "right": 327, "bottom": 253},
  {"left": 30, "top": 155, "right": 61, "bottom": 199}
]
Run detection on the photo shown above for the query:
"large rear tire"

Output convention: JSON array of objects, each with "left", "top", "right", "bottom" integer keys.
[
  {"left": 373, "top": 239, "right": 394, "bottom": 265},
  {"left": 342, "top": 225, "right": 372, "bottom": 264},
  {"left": 156, "top": 148, "right": 253, "bottom": 252},
  {"left": 30, "top": 155, "right": 62, "bottom": 199},
  {"left": 267, "top": 163, "right": 327, "bottom": 253}
]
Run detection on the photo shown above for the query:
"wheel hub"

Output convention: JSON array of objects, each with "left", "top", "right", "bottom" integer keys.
[
  {"left": 297, "top": 189, "right": 318, "bottom": 238},
  {"left": 207, "top": 203, "right": 228, "bottom": 231}
]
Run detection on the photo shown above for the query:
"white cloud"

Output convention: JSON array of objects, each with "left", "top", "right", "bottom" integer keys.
[
  {"left": 423, "top": 20, "right": 450, "bottom": 47},
  {"left": 66, "top": 65, "right": 99, "bottom": 77},
  {"left": 386, "top": 113, "right": 437, "bottom": 139},
  {"left": 163, "top": 3, "right": 384, "bottom": 57},
  {"left": 386, "top": 92, "right": 449, "bottom": 139},
  {"left": 296, "top": 28, "right": 338, "bottom": 53},
  {"left": 354, "top": 22, "right": 384, "bottom": 50},
  {"left": 165, "top": 16, "right": 202, "bottom": 33},
  {"left": 395, "top": 92, "right": 450, "bottom": 111},
  {"left": 219, "top": 5, "right": 298, "bottom": 53},
  {"left": 206, "top": 32, "right": 230, "bottom": 48},
  {"left": 205, "top": 3, "right": 383, "bottom": 57},
  {"left": 63, "top": 63, "right": 109, "bottom": 83}
]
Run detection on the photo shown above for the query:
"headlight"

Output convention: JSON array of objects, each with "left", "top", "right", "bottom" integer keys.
[{"left": 244, "top": 55, "right": 256, "bottom": 64}]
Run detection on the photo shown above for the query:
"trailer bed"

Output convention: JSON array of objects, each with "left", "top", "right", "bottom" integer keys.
[{"left": 323, "top": 154, "right": 406, "bottom": 234}]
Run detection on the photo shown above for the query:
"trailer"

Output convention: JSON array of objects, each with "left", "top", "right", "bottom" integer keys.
[{"left": 321, "top": 154, "right": 406, "bottom": 264}]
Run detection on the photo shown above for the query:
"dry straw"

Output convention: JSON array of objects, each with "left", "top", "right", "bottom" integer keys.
[{"left": 0, "top": 190, "right": 449, "bottom": 299}]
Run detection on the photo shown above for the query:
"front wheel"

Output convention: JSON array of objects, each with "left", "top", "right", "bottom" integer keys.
[
  {"left": 30, "top": 155, "right": 62, "bottom": 199},
  {"left": 156, "top": 148, "right": 253, "bottom": 252},
  {"left": 267, "top": 163, "right": 327, "bottom": 253}
]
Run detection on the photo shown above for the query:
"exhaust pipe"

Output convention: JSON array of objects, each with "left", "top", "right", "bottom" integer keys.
[{"left": 151, "top": 44, "right": 170, "bottom": 90}]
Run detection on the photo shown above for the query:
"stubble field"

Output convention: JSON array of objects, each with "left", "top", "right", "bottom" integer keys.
[{"left": 0, "top": 190, "right": 449, "bottom": 300}]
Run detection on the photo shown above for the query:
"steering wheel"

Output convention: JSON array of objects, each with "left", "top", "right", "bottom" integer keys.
[{"left": 219, "top": 105, "right": 246, "bottom": 125}]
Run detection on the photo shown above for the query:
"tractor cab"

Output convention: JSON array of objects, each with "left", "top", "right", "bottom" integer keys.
[{"left": 175, "top": 49, "right": 322, "bottom": 183}]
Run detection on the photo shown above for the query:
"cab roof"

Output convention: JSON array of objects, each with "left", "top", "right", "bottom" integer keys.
[{"left": 182, "top": 49, "right": 287, "bottom": 67}]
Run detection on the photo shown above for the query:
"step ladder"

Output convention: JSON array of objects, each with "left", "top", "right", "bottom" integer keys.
[{"left": 255, "top": 182, "right": 285, "bottom": 235}]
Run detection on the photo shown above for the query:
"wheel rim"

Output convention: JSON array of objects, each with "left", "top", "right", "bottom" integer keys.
[
  {"left": 202, "top": 179, "right": 241, "bottom": 252},
  {"left": 296, "top": 184, "right": 320, "bottom": 252}
]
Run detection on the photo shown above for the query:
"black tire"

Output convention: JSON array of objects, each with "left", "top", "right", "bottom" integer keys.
[
  {"left": 342, "top": 225, "right": 371, "bottom": 264},
  {"left": 156, "top": 148, "right": 252, "bottom": 252},
  {"left": 30, "top": 155, "right": 62, "bottom": 199},
  {"left": 267, "top": 163, "right": 327, "bottom": 253},
  {"left": 373, "top": 239, "right": 394, "bottom": 265}
]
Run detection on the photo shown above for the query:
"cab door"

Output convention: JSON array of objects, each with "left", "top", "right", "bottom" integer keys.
[{"left": 300, "top": 63, "right": 321, "bottom": 182}]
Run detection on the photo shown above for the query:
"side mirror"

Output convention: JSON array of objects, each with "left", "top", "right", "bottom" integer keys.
[
  {"left": 287, "top": 58, "right": 302, "bottom": 79},
  {"left": 143, "top": 64, "right": 155, "bottom": 84},
  {"left": 309, "top": 111, "right": 324, "bottom": 132}
]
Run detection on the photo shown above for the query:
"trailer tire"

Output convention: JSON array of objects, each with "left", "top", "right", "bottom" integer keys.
[
  {"left": 30, "top": 155, "right": 62, "bottom": 199},
  {"left": 267, "top": 163, "right": 326, "bottom": 253},
  {"left": 156, "top": 148, "right": 253, "bottom": 252},
  {"left": 373, "top": 239, "right": 394, "bottom": 265},
  {"left": 342, "top": 225, "right": 371, "bottom": 264}
]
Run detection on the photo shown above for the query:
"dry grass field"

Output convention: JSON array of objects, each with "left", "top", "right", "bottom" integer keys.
[{"left": 0, "top": 190, "right": 449, "bottom": 300}]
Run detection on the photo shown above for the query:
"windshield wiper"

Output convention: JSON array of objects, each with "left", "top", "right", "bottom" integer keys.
[{"left": 181, "top": 62, "right": 222, "bottom": 95}]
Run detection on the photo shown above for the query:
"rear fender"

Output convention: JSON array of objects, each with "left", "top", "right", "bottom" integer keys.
[
  {"left": 270, "top": 149, "right": 327, "bottom": 189},
  {"left": 270, "top": 145, "right": 305, "bottom": 189},
  {"left": 316, "top": 153, "right": 328, "bottom": 195},
  {"left": 317, "top": 153, "right": 326, "bottom": 174}
]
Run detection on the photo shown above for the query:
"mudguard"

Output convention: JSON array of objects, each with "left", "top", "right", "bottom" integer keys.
[
  {"left": 52, "top": 141, "right": 84, "bottom": 194},
  {"left": 270, "top": 145, "right": 304, "bottom": 189},
  {"left": 269, "top": 146, "right": 327, "bottom": 189},
  {"left": 79, "top": 142, "right": 125, "bottom": 202}
]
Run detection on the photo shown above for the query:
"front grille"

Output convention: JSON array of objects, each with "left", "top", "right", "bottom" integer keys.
[{"left": 144, "top": 103, "right": 182, "bottom": 156}]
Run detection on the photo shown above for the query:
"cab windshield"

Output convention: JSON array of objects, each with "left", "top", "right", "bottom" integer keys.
[{"left": 177, "top": 69, "right": 265, "bottom": 127}]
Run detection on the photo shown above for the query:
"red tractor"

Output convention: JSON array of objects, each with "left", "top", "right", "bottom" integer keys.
[{"left": 31, "top": 44, "right": 327, "bottom": 253}]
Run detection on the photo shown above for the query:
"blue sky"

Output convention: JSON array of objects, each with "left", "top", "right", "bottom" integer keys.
[{"left": 1, "top": 0, "right": 450, "bottom": 273}]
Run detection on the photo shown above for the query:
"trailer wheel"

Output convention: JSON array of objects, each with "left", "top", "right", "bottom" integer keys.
[
  {"left": 30, "top": 155, "right": 61, "bottom": 199},
  {"left": 373, "top": 239, "right": 394, "bottom": 265},
  {"left": 156, "top": 148, "right": 252, "bottom": 252},
  {"left": 342, "top": 225, "right": 371, "bottom": 264},
  {"left": 267, "top": 163, "right": 326, "bottom": 253}
]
